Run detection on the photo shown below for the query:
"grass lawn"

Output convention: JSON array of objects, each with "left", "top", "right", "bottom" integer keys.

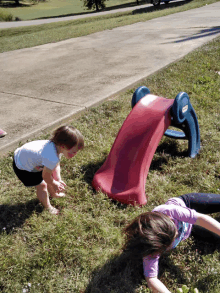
[
  {"left": 0, "top": 0, "right": 220, "bottom": 52},
  {"left": 0, "top": 33, "right": 220, "bottom": 292},
  {"left": 0, "top": 0, "right": 139, "bottom": 21}
]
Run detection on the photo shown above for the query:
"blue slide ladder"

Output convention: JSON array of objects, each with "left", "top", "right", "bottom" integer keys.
[
  {"left": 164, "top": 91, "right": 200, "bottom": 158},
  {"left": 131, "top": 86, "right": 200, "bottom": 158}
]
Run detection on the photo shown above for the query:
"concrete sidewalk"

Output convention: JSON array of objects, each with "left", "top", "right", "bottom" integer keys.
[{"left": 0, "top": 2, "right": 220, "bottom": 155}]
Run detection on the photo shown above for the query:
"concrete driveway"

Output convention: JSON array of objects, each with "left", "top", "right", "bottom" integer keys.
[{"left": 0, "top": 2, "right": 220, "bottom": 154}]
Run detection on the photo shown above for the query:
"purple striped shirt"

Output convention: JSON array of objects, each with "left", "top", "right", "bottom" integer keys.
[{"left": 143, "top": 197, "right": 198, "bottom": 278}]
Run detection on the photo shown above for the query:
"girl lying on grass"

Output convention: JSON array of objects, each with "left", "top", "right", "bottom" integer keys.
[
  {"left": 13, "top": 125, "right": 84, "bottom": 215},
  {"left": 124, "top": 193, "right": 220, "bottom": 293}
]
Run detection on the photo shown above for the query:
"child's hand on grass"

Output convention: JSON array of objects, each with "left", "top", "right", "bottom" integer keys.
[
  {"left": 53, "top": 180, "right": 66, "bottom": 193},
  {"left": 52, "top": 180, "right": 66, "bottom": 198},
  {"left": 59, "top": 180, "right": 67, "bottom": 188}
]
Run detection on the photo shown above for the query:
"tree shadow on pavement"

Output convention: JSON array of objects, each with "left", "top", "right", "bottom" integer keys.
[{"left": 173, "top": 26, "right": 220, "bottom": 43}]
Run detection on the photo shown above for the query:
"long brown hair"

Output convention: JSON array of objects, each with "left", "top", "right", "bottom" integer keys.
[
  {"left": 123, "top": 212, "right": 177, "bottom": 257},
  {"left": 51, "top": 125, "right": 84, "bottom": 150}
]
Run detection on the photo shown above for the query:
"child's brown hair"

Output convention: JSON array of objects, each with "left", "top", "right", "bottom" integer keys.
[
  {"left": 51, "top": 125, "right": 84, "bottom": 150},
  {"left": 123, "top": 212, "right": 177, "bottom": 257}
]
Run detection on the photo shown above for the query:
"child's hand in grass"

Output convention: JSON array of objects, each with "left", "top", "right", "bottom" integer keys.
[
  {"left": 59, "top": 180, "right": 67, "bottom": 188},
  {"left": 52, "top": 180, "right": 66, "bottom": 193}
]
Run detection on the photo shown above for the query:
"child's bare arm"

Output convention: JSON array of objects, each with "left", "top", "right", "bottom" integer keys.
[
  {"left": 42, "top": 166, "right": 65, "bottom": 193},
  {"left": 52, "top": 163, "right": 61, "bottom": 181},
  {"left": 146, "top": 277, "right": 171, "bottom": 293},
  {"left": 42, "top": 166, "right": 56, "bottom": 184},
  {"left": 195, "top": 213, "right": 220, "bottom": 236},
  {"left": 52, "top": 163, "right": 67, "bottom": 188}
]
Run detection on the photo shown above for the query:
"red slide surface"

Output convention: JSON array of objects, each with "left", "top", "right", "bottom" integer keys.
[{"left": 92, "top": 94, "right": 174, "bottom": 205}]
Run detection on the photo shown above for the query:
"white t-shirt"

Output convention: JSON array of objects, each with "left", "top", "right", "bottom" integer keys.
[{"left": 14, "top": 140, "right": 60, "bottom": 172}]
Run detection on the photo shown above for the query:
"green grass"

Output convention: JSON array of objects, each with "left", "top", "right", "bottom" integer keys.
[
  {"left": 0, "top": 0, "right": 138, "bottom": 21},
  {"left": 0, "top": 9, "right": 13, "bottom": 21},
  {"left": 0, "top": 0, "right": 219, "bottom": 53},
  {"left": 0, "top": 35, "right": 220, "bottom": 292},
  {"left": 0, "top": 0, "right": 86, "bottom": 21}
]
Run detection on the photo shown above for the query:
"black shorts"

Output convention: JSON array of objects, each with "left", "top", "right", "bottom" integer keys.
[{"left": 13, "top": 158, "right": 43, "bottom": 187}]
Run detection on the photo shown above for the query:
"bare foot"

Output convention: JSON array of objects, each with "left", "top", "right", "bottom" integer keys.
[
  {"left": 51, "top": 192, "right": 66, "bottom": 198},
  {"left": 47, "top": 206, "right": 59, "bottom": 215}
]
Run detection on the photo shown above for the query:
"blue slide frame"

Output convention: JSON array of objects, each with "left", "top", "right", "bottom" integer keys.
[{"left": 131, "top": 86, "right": 200, "bottom": 158}]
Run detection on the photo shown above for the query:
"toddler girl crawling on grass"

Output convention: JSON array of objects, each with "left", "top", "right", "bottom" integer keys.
[
  {"left": 124, "top": 193, "right": 220, "bottom": 293},
  {"left": 13, "top": 125, "right": 84, "bottom": 214}
]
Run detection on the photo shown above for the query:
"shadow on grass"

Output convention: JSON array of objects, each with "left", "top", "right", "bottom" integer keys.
[
  {"left": 85, "top": 249, "right": 188, "bottom": 292},
  {"left": 132, "top": 0, "right": 191, "bottom": 15},
  {"left": 0, "top": 199, "right": 43, "bottom": 234},
  {"left": 104, "top": 0, "right": 151, "bottom": 12},
  {"left": 85, "top": 230, "right": 220, "bottom": 293},
  {"left": 191, "top": 220, "right": 220, "bottom": 255},
  {"left": 80, "top": 158, "right": 131, "bottom": 209},
  {"left": 24, "top": 0, "right": 189, "bottom": 20},
  {"left": 81, "top": 159, "right": 106, "bottom": 186},
  {"left": 0, "top": 0, "right": 32, "bottom": 8},
  {"left": 150, "top": 139, "right": 188, "bottom": 171},
  {"left": 156, "top": 139, "right": 188, "bottom": 157},
  {"left": 27, "top": 0, "right": 148, "bottom": 20},
  {"left": 190, "top": 227, "right": 220, "bottom": 292},
  {"left": 85, "top": 250, "right": 145, "bottom": 293}
]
